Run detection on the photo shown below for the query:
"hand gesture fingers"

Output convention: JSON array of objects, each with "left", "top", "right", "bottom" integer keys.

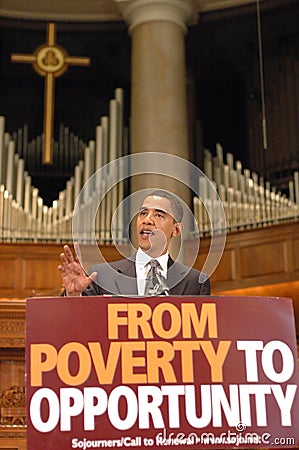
[{"left": 58, "top": 244, "right": 97, "bottom": 296}]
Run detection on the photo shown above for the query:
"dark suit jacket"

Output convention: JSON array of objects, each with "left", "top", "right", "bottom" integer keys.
[{"left": 83, "top": 256, "right": 210, "bottom": 296}]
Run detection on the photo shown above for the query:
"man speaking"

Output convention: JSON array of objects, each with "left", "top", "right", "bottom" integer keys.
[{"left": 58, "top": 190, "right": 210, "bottom": 296}]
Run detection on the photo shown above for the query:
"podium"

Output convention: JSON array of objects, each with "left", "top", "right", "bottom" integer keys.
[{"left": 26, "top": 295, "right": 299, "bottom": 449}]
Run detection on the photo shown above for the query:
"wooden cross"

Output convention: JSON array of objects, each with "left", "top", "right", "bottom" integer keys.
[{"left": 11, "top": 23, "right": 90, "bottom": 164}]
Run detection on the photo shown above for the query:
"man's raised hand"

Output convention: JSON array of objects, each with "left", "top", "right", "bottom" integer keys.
[{"left": 58, "top": 243, "right": 97, "bottom": 296}]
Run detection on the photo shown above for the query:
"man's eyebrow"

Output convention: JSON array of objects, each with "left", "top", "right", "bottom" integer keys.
[
  {"left": 153, "top": 208, "right": 167, "bottom": 214},
  {"left": 139, "top": 206, "right": 168, "bottom": 214}
]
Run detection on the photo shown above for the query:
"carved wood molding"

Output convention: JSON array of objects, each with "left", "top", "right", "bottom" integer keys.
[
  {"left": 0, "top": 425, "right": 26, "bottom": 438},
  {"left": 0, "top": 319, "right": 25, "bottom": 334},
  {"left": 0, "top": 386, "right": 26, "bottom": 427},
  {"left": 0, "top": 301, "right": 26, "bottom": 349}
]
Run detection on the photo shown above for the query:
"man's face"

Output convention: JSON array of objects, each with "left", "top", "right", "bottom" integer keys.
[{"left": 136, "top": 195, "right": 182, "bottom": 257}]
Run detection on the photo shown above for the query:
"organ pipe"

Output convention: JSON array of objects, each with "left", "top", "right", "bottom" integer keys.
[
  {"left": 0, "top": 94, "right": 298, "bottom": 244},
  {"left": 193, "top": 144, "right": 299, "bottom": 238},
  {"left": 0, "top": 88, "right": 127, "bottom": 244}
]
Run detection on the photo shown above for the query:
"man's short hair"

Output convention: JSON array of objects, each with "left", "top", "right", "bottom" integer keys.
[{"left": 146, "top": 189, "right": 184, "bottom": 222}]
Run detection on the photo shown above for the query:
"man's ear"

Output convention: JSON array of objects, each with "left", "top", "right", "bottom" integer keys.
[{"left": 173, "top": 222, "right": 184, "bottom": 237}]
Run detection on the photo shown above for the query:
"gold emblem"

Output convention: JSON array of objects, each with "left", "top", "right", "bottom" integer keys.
[{"left": 34, "top": 46, "right": 67, "bottom": 76}]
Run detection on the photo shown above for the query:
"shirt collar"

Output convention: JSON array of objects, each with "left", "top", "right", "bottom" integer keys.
[{"left": 136, "top": 248, "right": 169, "bottom": 273}]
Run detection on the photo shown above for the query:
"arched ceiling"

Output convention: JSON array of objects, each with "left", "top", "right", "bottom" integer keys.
[{"left": 0, "top": 0, "right": 256, "bottom": 22}]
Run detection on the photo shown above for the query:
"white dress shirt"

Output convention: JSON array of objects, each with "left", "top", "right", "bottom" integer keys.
[{"left": 135, "top": 248, "right": 169, "bottom": 295}]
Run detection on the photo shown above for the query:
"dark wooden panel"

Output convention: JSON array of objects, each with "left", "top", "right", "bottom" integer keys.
[
  {"left": 0, "top": 259, "right": 17, "bottom": 289},
  {"left": 184, "top": 221, "right": 299, "bottom": 301},
  {"left": 294, "top": 239, "right": 299, "bottom": 271},
  {"left": 0, "top": 431, "right": 26, "bottom": 450},
  {"left": 0, "top": 243, "right": 130, "bottom": 298},
  {"left": 0, "top": 222, "right": 298, "bottom": 299},
  {"left": 210, "top": 249, "right": 236, "bottom": 283},
  {"left": 240, "top": 241, "right": 286, "bottom": 278},
  {"left": 22, "top": 259, "right": 62, "bottom": 291}
]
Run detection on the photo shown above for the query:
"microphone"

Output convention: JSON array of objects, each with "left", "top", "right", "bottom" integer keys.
[
  {"left": 155, "top": 272, "right": 170, "bottom": 295},
  {"left": 148, "top": 272, "right": 169, "bottom": 296}
]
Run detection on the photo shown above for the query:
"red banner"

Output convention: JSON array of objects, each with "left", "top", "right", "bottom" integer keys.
[{"left": 26, "top": 296, "right": 299, "bottom": 449}]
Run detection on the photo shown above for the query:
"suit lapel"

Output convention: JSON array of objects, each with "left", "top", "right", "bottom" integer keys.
[
  {"left": 114, "top": 259, "right": 138, "bottom": 295},
  {"left": 167, "top": 258, "right": 188, "bottom": 295},
  {"left": 111, "top": 255, "right": 189, "bottom": 296}
]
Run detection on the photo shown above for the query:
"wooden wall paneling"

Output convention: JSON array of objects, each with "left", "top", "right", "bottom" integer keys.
[
  {"left": 210, "top": 248, "right": 237, "bottom": 283},
  {"left": 188, "top": 222, "right": 299, "bottom": 330},
  {"left": 186, "top": 221, "right": 299, "bottom": 291},
  {"left": 0, "top": 432, "right": 26, "bottom": 450},
  {"left": 0, "top": 224, "right": 298, "bottom": 298},
  {"left": 293, "top": 238, "right": 299, "bottom": 271},
  {"left": 189, "top": 245, "right": 237, "bottom": 284},
  {"left": 0, "top": 258, "right": 17, "bottom": 292},
  {"left": 0, "top": 243, "right": 131, "bottom": 298},
  {"left": 22, "top": 255, "right": 62, "bottom": 292},
  {"left": 240, "top": 240, "right": 287, "bottom": 278},
  {"left": 285, "top": 237, "right": 294, "bottom": 274}
]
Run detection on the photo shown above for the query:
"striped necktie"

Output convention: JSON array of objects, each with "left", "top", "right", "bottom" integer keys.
[{"left": 144, "top": 259, "right": 159, "bottom": 295}]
